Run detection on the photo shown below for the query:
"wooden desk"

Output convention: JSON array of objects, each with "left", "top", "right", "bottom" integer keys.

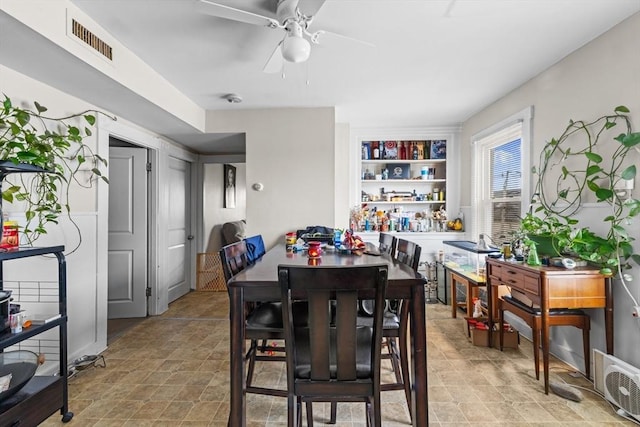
[
  {"left": 486, "top": 258, "right": 613, "bottom": 391},
  {"left": 445, "top": 265, "right": 486, "bottom": 318},
  {"left": 227, "top": 244, "right": 429, "bottom": 427}
]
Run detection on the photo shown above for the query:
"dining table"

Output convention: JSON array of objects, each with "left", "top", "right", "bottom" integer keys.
[{"left": 226, "top": 243, "right": 429, "bottom": 426}]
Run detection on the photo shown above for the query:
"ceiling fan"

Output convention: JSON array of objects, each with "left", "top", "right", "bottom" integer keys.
[{"left": 196, "top": 0, "right": 373, "bottom": 73}]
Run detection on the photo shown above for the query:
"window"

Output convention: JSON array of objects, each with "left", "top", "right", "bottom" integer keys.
[{"left": 472, "top": 107, "right": 533, "bottom": 243}]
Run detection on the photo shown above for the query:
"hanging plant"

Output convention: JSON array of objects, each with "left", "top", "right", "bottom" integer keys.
[
  {"left": 525, "top": 106, "right": 640, "bottom": 277},
  {"left": 0, "top": 95, "right": 115, "bottom": 248}
]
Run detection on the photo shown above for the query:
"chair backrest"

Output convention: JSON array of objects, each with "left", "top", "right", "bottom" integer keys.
[
  {"left": 396, "top": 238, "right": 422, "bottom": 272},
  {"left": 378, "top": 233, "right": 397, "bottom": 257},
  {"left": 219, "top": 240, "right": 249, "bottom": 282},
  {"left": 244, "top": 234, "right": 266, "bottom": 265},
  {"left": 278, "top": 264, "right": 388, "bottom": 397}
]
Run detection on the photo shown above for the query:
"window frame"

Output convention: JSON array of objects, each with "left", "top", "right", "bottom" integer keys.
[{"left": 471, "top": 106, "right": 533, "bottom": 242}]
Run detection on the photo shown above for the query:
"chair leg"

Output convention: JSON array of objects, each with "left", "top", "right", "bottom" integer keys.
[
  {"left": 533, "top": 320, "right": 540, "bottom": 381},
  {"left": 499, "top": 306, "right": 504, "bottom": 351},
  {"left": 397, "top": 302, "right": 412, "bottom": 418},
  {"left": 373, "top": 395, "right": 382, "bottom": 427},
  {"left": 245, "top": 340, "right": 259, "bottom": 387},
  {"left": 329, "top": 402, "right": 337, "bottom": 424},
  {"left": 306, "top": 401, "right": 314, "bottom": 426},
  {"left": 386, "top": 337, "right": 403, "bottom": 383},
  {"left": 287, "top": 395, "right": 297, "bottom": 427},
  {"left": 582, "top": 317, "right": 591, "bottom": 378}
]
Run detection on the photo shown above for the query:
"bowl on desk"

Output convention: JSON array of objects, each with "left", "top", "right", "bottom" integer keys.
[{"left": 0, "top": 350, "right": 39, "bottom": 401}]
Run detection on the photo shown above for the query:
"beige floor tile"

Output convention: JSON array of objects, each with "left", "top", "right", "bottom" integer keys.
[{"left": 40, "top": 291, "right": 633, "bottom": 426}]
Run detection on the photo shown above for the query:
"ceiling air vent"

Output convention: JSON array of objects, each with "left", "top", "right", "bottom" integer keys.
[{"left": 71, "top": 19, "right": 112, "bottom": 61}]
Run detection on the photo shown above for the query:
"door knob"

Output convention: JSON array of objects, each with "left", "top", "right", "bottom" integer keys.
[{"left": 187, "top": 235, "right": 194, "bottom": 240}]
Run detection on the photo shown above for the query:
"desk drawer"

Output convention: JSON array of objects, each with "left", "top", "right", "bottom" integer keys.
[
  {"left": 499, "top": 266, "right": 524, "bottom": 287},
  {"left": 488, "top": 263, "right": 505, "bottom": 281}
]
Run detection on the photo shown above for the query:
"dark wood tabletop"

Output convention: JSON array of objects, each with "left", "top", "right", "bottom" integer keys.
[{"left": 226, "top": 243, "right": 429, "bottom": 427}]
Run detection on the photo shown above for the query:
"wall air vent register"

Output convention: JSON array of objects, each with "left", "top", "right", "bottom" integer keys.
[{"left": 70, "top": 18, "right": 113, "bottom": 61}]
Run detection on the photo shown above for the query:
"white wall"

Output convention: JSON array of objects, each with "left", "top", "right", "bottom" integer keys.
[
  {"left": 0, "top": 64, "right": 197, "bottom": 362},
  {"left": 205, "top": 108, "right": 336, "bottom": 249},
  {"left": 459, "top": 13, "right": 640, "bottom": 369}
]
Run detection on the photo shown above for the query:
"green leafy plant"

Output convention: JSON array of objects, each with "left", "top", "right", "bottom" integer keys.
[
  {"left": 0, "top": 95, "right": 114, "bottom": 246},
  {"left": 526, "top": 106, "right": 640, "bottom": 276}
]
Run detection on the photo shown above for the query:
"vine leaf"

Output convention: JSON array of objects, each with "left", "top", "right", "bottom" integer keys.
[
  {"left": 595, "top": 188, "right": 613, "bottom": 201},
  {"left": 584, "top": 152, "right": 602, "bottom": 163},
  {"left": 621, "top": 165, "right": 636, "bottom": 180},
  {"left": 586, "top": 165, "right": 602, "bottom": 176}
]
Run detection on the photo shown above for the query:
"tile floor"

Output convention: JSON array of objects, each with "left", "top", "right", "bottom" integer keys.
[{"left": 41, "top": 291, "right": 637, "bottom": 426}]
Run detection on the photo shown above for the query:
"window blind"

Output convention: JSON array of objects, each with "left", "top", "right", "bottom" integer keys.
[{"left": 473, "top": 122, "right": 523, "bottom": 242}]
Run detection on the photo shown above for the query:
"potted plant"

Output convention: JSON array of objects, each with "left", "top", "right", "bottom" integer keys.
[
  {"left": 0, "top": 95, "right": 113, "bottom": 248},
  {"left": 522, "top": 106, "right": 640, "bottom": 277}
]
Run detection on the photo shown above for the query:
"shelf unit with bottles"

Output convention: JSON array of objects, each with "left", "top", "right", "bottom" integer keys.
[{"left": 359, "top": 139, "right": 449, "bottom": 229}]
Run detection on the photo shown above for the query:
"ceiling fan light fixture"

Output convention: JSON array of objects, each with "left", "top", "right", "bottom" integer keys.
[{"left": 282, "top": 34, "right": 310, "bottom": 63}]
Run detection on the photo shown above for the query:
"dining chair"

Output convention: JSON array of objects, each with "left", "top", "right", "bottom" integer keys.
[
  {"left": 388, "top": 238, "right": 422, "bottom": 415},
  {"left": 220, "top": 239, "right": 287, "bottom": 398},
  {"left": 378, "top": 232, "right": 397, "bottom": 257},
  {"left": 278, "top": 264, "right": 388, "bottom": 427}
]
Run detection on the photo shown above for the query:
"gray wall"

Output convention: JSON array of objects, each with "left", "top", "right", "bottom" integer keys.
[
  {"left": 205, "top": 108, "right": 336, "bottom": 249},
  {"left": 460, "top": 12, "right": 640, "bottom": 369}
]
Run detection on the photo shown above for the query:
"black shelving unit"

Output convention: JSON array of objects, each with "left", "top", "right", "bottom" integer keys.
[
  {"left": 0, "top": 251, "right": 72, "bottom": 425},
  {"left": 0, "top": 163, "right": 72, "bottom": 424}
]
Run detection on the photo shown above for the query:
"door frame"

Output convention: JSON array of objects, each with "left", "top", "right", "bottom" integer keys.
[{"left": 96, "top": 117, "right": 197, "bottom": 326}]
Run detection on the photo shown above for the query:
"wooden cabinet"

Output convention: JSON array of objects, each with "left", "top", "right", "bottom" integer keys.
[
  {"left": 0, "top": 246, "right": 73, "bottom": 425},
  {"left": 486, "top": 258, "right": 613, "bottom": 352}
]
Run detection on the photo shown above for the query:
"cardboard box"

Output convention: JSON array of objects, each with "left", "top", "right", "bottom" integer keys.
[
  {"left": 464, "top": 317, "right": 519, "bottom": 349},
  {"left": 471, "top": 327, "right": 519, "bottom": 349}
]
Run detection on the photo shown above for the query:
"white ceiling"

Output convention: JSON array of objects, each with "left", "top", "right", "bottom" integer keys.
[{"left": 3, "top": 1, "right": 640, "bottom": 154}]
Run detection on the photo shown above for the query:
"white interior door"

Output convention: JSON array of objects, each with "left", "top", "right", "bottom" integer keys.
[
  {"left": 167, "top": 156, "right": 192, "bottom": 303},
  {"left": 108, "top": 146, "right": 148, "bottom": 318}
]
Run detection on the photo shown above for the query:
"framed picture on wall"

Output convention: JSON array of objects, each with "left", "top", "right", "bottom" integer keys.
[{"left": 224, "top": 164, "right": 236, "bottom": 208}]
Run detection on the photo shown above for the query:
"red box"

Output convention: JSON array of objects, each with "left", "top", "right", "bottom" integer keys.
[{"left": 0, "top": 221, "right": 19, "bottom": 250}]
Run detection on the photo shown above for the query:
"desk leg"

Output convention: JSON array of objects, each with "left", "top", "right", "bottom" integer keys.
[
  {"left": 229, "top": 288, "right": 245, "bottom": 427},
  {"left": 605, "top": 276, "right": 614, "bottom": 354},
  {"left": 410, "top": 283, "right": 429, "bottom": 427},
  {"left": 450, "top": 271, "right": 456, "bottom": 318},
  {"left": 486, "top": 283, "right": 494, "bottom": 348}
]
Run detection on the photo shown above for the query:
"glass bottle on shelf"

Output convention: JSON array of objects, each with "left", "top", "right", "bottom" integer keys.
[
  {"left": 399, "top": 141, "right": 406, "bottom": 160},
  {"left": 372, "top": 141, "right": 380, "bottom": 159},
  {"left": 412, "top": 142, "right": 419, "bottom": 160}
]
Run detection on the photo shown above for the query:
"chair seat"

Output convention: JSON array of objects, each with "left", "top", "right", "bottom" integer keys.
[
  {"left": 357, "top": 311, "right": 400, "bottom": 330},
  {"left": 502, "top": 295, "right": 586, "bottom": 316},
  {"left": 246, "top": 302, "right": 310, "bottom": 333},
  {"left": 293, "top": 326, "right": 374, "bottom": 379}
]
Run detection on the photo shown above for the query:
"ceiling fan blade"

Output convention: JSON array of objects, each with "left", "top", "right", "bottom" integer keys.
[
  {"left": 197, "top": 0, "right": 280, "bottom": 28},
  {"left": 297, "top": 0, "right": 327, "bottom": 18},
  {"left": 263, "top": 41, "right": 284, "bottom": 73},
  {"left": 310, "top": 30, "right": 375, "bottom": 48}
]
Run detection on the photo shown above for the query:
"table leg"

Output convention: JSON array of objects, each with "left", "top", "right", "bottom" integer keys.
[
  {"left": 410, "top": 283, "right": 429, "bottom": 427},
  {"left": 229, "top": 288, "right": 246, "bottom": 427}
]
